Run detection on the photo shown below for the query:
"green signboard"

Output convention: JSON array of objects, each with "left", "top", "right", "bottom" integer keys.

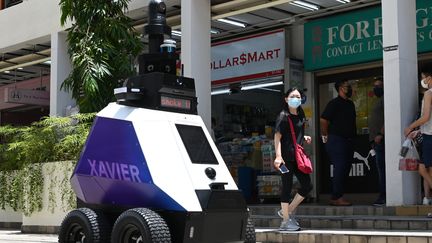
[{"left": 305, "top": 0, "right": 432, "bottom": 71}]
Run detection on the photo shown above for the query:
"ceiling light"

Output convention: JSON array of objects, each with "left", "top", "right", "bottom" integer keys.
[
  {"left": 336, "top": 0, "right": 350, "bottom": 3},
  {"left": 4, "top": 70, "right": 10, "bottom": 74},
  {"left": 211, "top": 89, "right": 231, "bottom": 95},
  {"left": 241, "top": 81, "right": 283, "bottom": 91},
  {"left": 17, "top": 67, "right": 23, "bottom": 70},
  {"left": 216, "top": 18, "right": 246, "bottom": 28},
  {"left": 172, "top": 29, "right": 220, "bottom": 37},
  {"left": 210, "top": 29, "right": 220, "bottom": 34},
  {"left": 172, "top": 30, "right": 182, "bottom": 37},
  {"left": 289, "top": 0, "right": 319, "bottom": 11},
  {"left": 43, "top": 60, "right": 51, "bottom": 65}
]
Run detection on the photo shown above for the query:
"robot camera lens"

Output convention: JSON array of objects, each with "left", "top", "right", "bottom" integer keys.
[
  {"left": 205, "top": 167, "right": 216, "bottom": 180},
  {"left": 158, "top": 2, "right": 166, "bottom": 13}
]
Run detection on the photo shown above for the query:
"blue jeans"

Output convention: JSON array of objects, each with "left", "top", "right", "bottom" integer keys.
[
  {"left": 325, "top": 135, "right": 354, "bottom": 200},
  {"left": 374, "top": 142, "right": 386, "bottom": 200}
]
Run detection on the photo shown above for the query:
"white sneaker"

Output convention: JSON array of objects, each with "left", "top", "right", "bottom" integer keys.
[
  {"left": 422, "top": 197, "right": 431, "bottom": 205},
  {"left": 277, "top": 210, "right": 299, "bottom": 226},
  {"left": 279, "top": 218, "right": 300, "bottom": 231}
]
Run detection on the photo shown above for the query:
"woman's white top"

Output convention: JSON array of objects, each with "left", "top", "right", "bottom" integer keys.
[{"left": 421, "top": 89, "right": 432, "bottom": 135}]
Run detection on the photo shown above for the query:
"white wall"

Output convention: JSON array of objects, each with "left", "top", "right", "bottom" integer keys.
[
  {"left": 0, "top": 0, "right": 62, "bottom": 52},
  {"left": 0, "top": 0, "right": 149, "bottom": 52},
  {"left": 0, "top": 206, "right": 22, "bottom": 223},
  {"left": 22, "top": 161, "right": 74, "bottom": 227}
]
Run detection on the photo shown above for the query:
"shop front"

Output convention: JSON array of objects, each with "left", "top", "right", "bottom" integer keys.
[
  {"left": 211, "top": 29, "right": 293, "bottom": 203},
  {"left": 304, "top": 0, "right": 432, "bottom": 203},
  {"left": 0, "top": 75, "right": 50, "bottom": 126}
]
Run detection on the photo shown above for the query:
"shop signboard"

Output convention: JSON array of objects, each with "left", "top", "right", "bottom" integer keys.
[
  {"left": 4, "top": 88, "right": 49, "bottom": 106},
  {"left": 211, "top": 30, "right": 285, "bottom": 86},
  {"left": 305, "top": 0, "right": 432, "bottom": 71}
]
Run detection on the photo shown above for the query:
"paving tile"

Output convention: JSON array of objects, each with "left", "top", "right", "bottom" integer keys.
[
  {"left": 395, "top": 206, "right": 418, "bottom": 216},
  {"left": 406, "top": 237, "right": 428, "bottom": 243},
  {"left": 311, "top": 219, "right": 324, "bottom": 229},
  {"left": 315, "top": 234, "right": 332, "bottom": 243},
  {"left": 428, "top": 221, "right": 432, "bottom": 230},
  {"left": 391, "top": 221, "right": 409, "bottom": 230},
  {"left": 409, "top": 221, "right": 428, "bottom": 230},
  {"left": 383, "top": 206, "right": 396, "bottom": 216},
  {"left": 256, "top": 232, "right": 267, "bottom": 242},
  {"left": 266, "top": 232, "right": 279, "bottom": 242},
  {"left": 387, "top": 236, "right": 407, "bottom": 243},
  {"left": 369, "top": 236, "right": 387, "bottom": 243},
  {"left": 341, "top": 219, "right": 353, "bottom": 229},
  {"left": 328, "top": 220, "right": 342, "bottom": 228},
  {"left": 270, "top": 218, "right": 280, "bottom": 228},
  {"left": 330, "top": 234, "right": 349, "bottom": 243},
  {"left": 374, "top": 220, "right": 391, "bottom": 229},
  {"left": 299, "top": 234, "right": 315, "bottom": 243},
  {"left": 325, "top": 207, "right": 336, "bottom": 216},
  {"left": 418, "top": 206, "right": 432, "bottom": 216},
  {"left": 353, "top": 206, "right": 368, "bottom": 215},
  {"left": 281, "top": 232, "right": 298, "bottom": 243},
  {"left": 374, "top": 207, "right": 384, "bottom": 216},
  {"left": 350, "top": 235, "right": 368, "bottom": 243},
  {"left": 354, "top": 220, "right": 374, "bottom": 229}
]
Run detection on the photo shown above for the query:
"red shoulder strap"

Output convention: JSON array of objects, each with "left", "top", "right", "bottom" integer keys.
[{"left": 287, "top": 116, "right": 298, "bottom": 146}]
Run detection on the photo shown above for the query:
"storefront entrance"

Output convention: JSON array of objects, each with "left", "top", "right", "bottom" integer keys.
[{"left": 315, "top": 67, "right": 383, "bottom": 203}]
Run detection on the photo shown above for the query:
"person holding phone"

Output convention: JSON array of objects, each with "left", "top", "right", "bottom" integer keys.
[{"left": 274, "top": 87, "right": 313, "bottom": 231}]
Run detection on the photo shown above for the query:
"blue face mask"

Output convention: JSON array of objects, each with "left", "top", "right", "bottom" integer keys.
[{"left": 287, "top": 97, "right": 302, "bottom": 108}]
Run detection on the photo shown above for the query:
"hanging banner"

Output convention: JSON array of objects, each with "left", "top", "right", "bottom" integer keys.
[
  {"left": 211, "top": 29, "right": 285, "bottom": 86},
  {"left": 304, "top": 0, "right": 432, "bottom": 71},
  {"left": 4, "top": 88, "right": 50, "bottom": 106}
]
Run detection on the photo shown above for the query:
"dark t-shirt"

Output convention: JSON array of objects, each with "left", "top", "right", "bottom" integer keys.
[
  {"left": 321, "top": 96, "right": 357, "bottom": 138},
  {"left": 275, "top": 110, "right": 305, "bottom": 162}
]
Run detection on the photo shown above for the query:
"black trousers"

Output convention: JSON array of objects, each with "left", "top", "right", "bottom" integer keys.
[{"left": 280, "top": 159, "right": 313, "bottom": 203}]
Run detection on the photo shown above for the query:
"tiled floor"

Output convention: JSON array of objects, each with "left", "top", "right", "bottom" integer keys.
[
  {"left": 256, "top": 228, "right": 432, "bottom": 243},
  {"left": 0, "top": 230, "right": 57, "bottom": 243}
]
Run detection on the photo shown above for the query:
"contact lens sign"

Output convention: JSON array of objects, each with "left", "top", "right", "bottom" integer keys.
[{"left": 305, "top": 0, "right": 432, "bottom": 71}]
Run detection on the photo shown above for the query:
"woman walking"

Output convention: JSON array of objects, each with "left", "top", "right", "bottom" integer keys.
[{"left": 274, "top": 87, "right": 313, "bottom": 231}]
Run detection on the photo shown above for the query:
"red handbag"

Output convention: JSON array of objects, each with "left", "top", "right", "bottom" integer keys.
[{"left": 287, "top": 116, "right": 313, "bottom": 174}]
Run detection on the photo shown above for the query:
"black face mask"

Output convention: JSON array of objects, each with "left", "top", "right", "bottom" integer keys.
[
  {"left": 345, "top": 87, "right": 353, "bottom": 98},
  {"left": 373, "top": 87, "right": 384, "bottom": 97}
]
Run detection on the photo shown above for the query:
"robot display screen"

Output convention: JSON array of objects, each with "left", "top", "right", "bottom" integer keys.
[
  {"left": 175, "top": 124, "right": 219, "bottom": 165},
  {"left": 161, "top": 95, "right": 191, "bottom": 110}
]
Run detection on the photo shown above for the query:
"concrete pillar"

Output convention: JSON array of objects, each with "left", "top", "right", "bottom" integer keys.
[
  {"left": 181, "top": 0, "right": 211, "bottom": 130},
  {"left": 382, "top": 0, "right": 420, "bottom": 205},
  {"left": 50, "top": 32, "right": 75, "bottom": 117}
]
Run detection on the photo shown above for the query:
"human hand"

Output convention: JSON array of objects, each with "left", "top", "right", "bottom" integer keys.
[
  {"left": 408, "top": 130, "right": 420, "bottom": 139},
  {"left": 404, "top": 127, "right": 413, "bottom": 137},
  {"left": 304, "top": 136, "right": 312, "bottom": 144},
  {"left": 274, "top": 157, "right": 284, "bottom": 167}
]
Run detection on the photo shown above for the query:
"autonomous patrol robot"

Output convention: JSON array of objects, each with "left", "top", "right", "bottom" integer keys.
[{"left": 58, "top": 1, "right": 256, "bottom": 242}]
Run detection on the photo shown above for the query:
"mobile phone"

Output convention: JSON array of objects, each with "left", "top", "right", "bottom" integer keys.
[{"left": 279, "top": 164, "right": 289, "bottom": 174}]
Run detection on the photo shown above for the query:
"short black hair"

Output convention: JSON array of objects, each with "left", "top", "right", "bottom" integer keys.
[
  {"left": 421, "top": 65, "right": 432, "bottom": 77},
  {"left": 334, "top": 80, "right": 348, "bottom": 92}
]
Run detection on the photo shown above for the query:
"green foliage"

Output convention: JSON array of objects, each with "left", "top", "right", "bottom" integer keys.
[
  {"left": 59, "top": 0, "right": 143, "bottom": 113},
  {"left": 0, "top": 114, "right": 95, "bottom": 215}
]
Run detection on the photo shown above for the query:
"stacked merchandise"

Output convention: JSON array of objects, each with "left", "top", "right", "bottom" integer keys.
[
  {"left": 217, "top": 140, "right": 253, "bottom": 184},
  {"left": 256, "top": 175, "right": 281, "bottom": 199},
  {"left": 261, "top": 140, "right": 275, "bottom": 173}
]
